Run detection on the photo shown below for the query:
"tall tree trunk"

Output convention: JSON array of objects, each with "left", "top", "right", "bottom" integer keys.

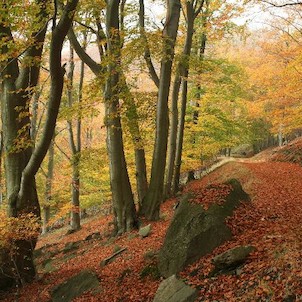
[
  {"left": 120, "top": 75, "right": 148, "bottom": 205},
  {"left": 172, "top": 5, "right": 196, "bottom": 194},
  {"left": 42, "top": 137, "right": 55, "bottom": 234},
  {"left": 68, "top": 9, "right": 148, "bottom": 213},
  {"left": 67, "top": 44, "right": 82, "bottom": 231},
  {"left": 0, "top": 0, "right": 78, "bottom": 289},
  {"left": 164, "top": 55, "right": 182, "bottom": 199},
  {"left": 0, "top": 131, "right": 3, "bottom": 206},
  {"left": 140, "top": 0, "right": 181, "bottom": 220},
  {"left": 106, "top": 0, "right": 137, "bottom": 234}
]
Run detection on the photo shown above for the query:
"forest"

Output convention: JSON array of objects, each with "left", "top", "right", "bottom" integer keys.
[{"left": 1, "top": 0, "right": 302, "bottom": 301}]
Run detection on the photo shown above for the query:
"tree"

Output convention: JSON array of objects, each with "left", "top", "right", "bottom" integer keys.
[
  {"left": 0, "top": 0, "right": 78, "bottom": 289},
  {"left": 68, "top": 1, "right": 139, "bottom": 233},
  {"left": 105, "top": 0, "right": 138, "bottom": 233},
  {"left": 140, "top": 0, "right": 181, "bottom": 220},
  {"left": 66, "top": 42, "right": 85, "bottom": 231},
  {"left": 165, "top": 0, "right": 206, "bottom": 197},
  {"left": 41, "top": 136, "right": 55, "bottom": 234}
]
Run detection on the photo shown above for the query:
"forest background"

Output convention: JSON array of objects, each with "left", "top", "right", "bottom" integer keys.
[{"left": 1, "top": 0, "right": 302, "bottom": 290}]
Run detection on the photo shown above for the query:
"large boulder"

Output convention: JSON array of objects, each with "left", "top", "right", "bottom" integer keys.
[
  {"left": 50, "top": 269, "right": 100, "bottom": 302},
  {"left": 153, "top": 275, "right": 197, "bottom": 302},
  {"left": 158, "top": 179, "right": 250, "bottom": 278}
]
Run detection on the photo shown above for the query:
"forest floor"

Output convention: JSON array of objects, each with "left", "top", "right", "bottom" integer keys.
[{"left": 1, "top": 139, "right": 302, "bottom": 302}]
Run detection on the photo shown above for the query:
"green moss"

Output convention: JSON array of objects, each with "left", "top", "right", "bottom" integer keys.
[{"left": 140, "top": 264, "right": 161, "bottom": 280}]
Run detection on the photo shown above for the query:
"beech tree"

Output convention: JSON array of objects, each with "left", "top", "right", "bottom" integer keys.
[
  {"left": 0, "top": 0, "right": 78, "bottom": 289},
  {"left": 65, "top": 42, "right": 85, "bottom": 231},
  {"left": 140, "top": 0, "right": 181, "bottom": 220},
  {"left": 105, "top": 0, "right": 138, "bottom": 233},
  {"left": 69, "top": 1, "right": 139, "bottom": 233},
  {"left": 165, "top": 0, "right": 206, "bottom": 197}
]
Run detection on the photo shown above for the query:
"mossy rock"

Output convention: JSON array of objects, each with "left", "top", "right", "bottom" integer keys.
[
  {"left": 50, "top": 269, "right": 100, "bottom": 302},
  {"left": 158, "top": 179, "right": 250, "bottom": 278},
  {"left": 140, "top": 264, "right": 161, "bottom": 280}
]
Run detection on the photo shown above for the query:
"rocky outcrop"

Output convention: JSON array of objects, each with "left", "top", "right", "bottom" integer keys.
[
  {"left": 153, "top": 275, "right": 197, "bottom": 302},
  {"left": 158, "top": 179, "right": 250, "bottom": 278}
]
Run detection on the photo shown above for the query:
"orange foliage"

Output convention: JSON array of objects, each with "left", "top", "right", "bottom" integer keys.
[{"left": 0, "top": 211, "right": 40, "bottom": 250}]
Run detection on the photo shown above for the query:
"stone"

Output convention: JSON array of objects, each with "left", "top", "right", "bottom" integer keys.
[
  {"left": 63, "top": 241, "right": 80, "bottom": 254},
  {"left": 85, "top": 232, "right": 101, "bottom": 241},
  {"left": 153, "top": 275, "right": 197, "bottom": 302},
  {"left": 50, "top": 269, "right": 100, "bottom": 302},
  {"left": 158, "top": 179, "right": 250, "bottom": 278},
  {"left": 211, "top": 245, "right": 256, "bottom": 275},
  {"left": 139, "top": 224, "right": 151, "bottom": 238},
  {"left": 43, "top": 259, "right": 56, "bottom": 273}
]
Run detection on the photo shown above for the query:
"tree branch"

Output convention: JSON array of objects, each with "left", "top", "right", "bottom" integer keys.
[
  {"left": 20, "top": 0, "right": 79, "bottom": 195},
  {"left": 68, "top": 27, "right": 102, "bottom": 75},
  {"left": 261, "top": 0, "right": 302, "bottom": 7},
  {"left": 139, "top": 0, "right": 160, "bottom": 88}
]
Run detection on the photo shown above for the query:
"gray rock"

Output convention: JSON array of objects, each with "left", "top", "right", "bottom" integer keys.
[
  {"left": 63, "top": 241, "right": 80, "bottom": 254},
  {"left": 50, "top": 269, "right": 100, "bottom": 302},
  {"left": 158, "top": 179, "right": 250, "bottom": 278},
  {"left": 85, "top": 232, "right": 101, "bottom": 241},
  {"left": 212, "top": 245, "right": 255, "bottom": 271},
  {"left": 43, "top": 259, "right": 56, "bottom": 273},
  {"left": 139, "top": 224, "right": 151, "bottom": 238},
  {"left": 153, "top": 275, "right": 197, "bottom": 302},
  {"left": 211, "top": 245, "right": 255, "bottom": 276}
]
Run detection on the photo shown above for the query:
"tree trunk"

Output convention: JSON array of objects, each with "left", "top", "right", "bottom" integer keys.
[
  {"left": 67, "top": 44, "right": 82, "bottom": 231},
  {"left": 120, "top": 75, "right": 148, "bottom": 205},
  {"left": 173, "top": 6, "right": 195, "bottom": 194},
  {"left": 0, "top": 0, "right": 78, "bottom": 289},
  {"left": 68, "top": 10, "right": 148, "bottom": 215},
  {"left": 0, "top": 131, "right": 3, "bottom": 206},
  {"left": 164, "top": 69, "right": 181, "bottom": 198},
  {"left": 106, "top": 0, "right": 137, "bottom": 234},
  {"left": 139, "top": 0, "right": 159, "bottom": 88},
  {"left": 140, "top": 0, "right": 181, "bottom": 220},
  {"left": 42, "top": 138, "right": 55, "bottom": 234}
]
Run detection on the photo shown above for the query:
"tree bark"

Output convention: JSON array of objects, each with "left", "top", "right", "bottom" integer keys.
[
  {"left": 173, "top": 18, "right": 195, "bottom": 193},
  {"left": 139, "top": 0, "right": 160, "bottom": 88},
  {"left": 69, "top": 4, "right": 143, "bottom": 231},
  {"left": 67, "top": 44, "right": 82, "bottom": 231},
  {"left": 173, "top": 1, "right": 205, "bottom": 194},
  {"left": 42, "top": 137, "right": 55, "bottom": 234},
  {"left": 140, "top": 0, "right": 181, "bottom": 220},
  {"left": 0, "top": 0, "right": 78, "bottom": 289},
  {"left": 106, "top": 0, "right": 137, "bottom": 234},
  {"left": 120, "top": 74, "right": 148, "bottom": 205}
]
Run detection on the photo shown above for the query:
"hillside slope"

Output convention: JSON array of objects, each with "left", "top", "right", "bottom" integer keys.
[{"left": 1, "top": 145, "right": 302, "bottom": 301}]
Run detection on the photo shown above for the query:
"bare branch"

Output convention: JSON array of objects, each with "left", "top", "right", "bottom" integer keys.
[{"left": 261, "top": 0, "right": 302, "bottom": 7}]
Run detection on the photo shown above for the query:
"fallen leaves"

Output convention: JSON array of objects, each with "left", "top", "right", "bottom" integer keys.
[
  {"left": 2, "top": 156, "right": 302, "bottom": 301},
  {"left": 189, "top": 183, "right": 232, "bottom": 210}
]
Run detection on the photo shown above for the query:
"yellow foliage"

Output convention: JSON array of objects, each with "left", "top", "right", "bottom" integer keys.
[{"left": 0, "top": 210, "right": 40, "bottom": 250}]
